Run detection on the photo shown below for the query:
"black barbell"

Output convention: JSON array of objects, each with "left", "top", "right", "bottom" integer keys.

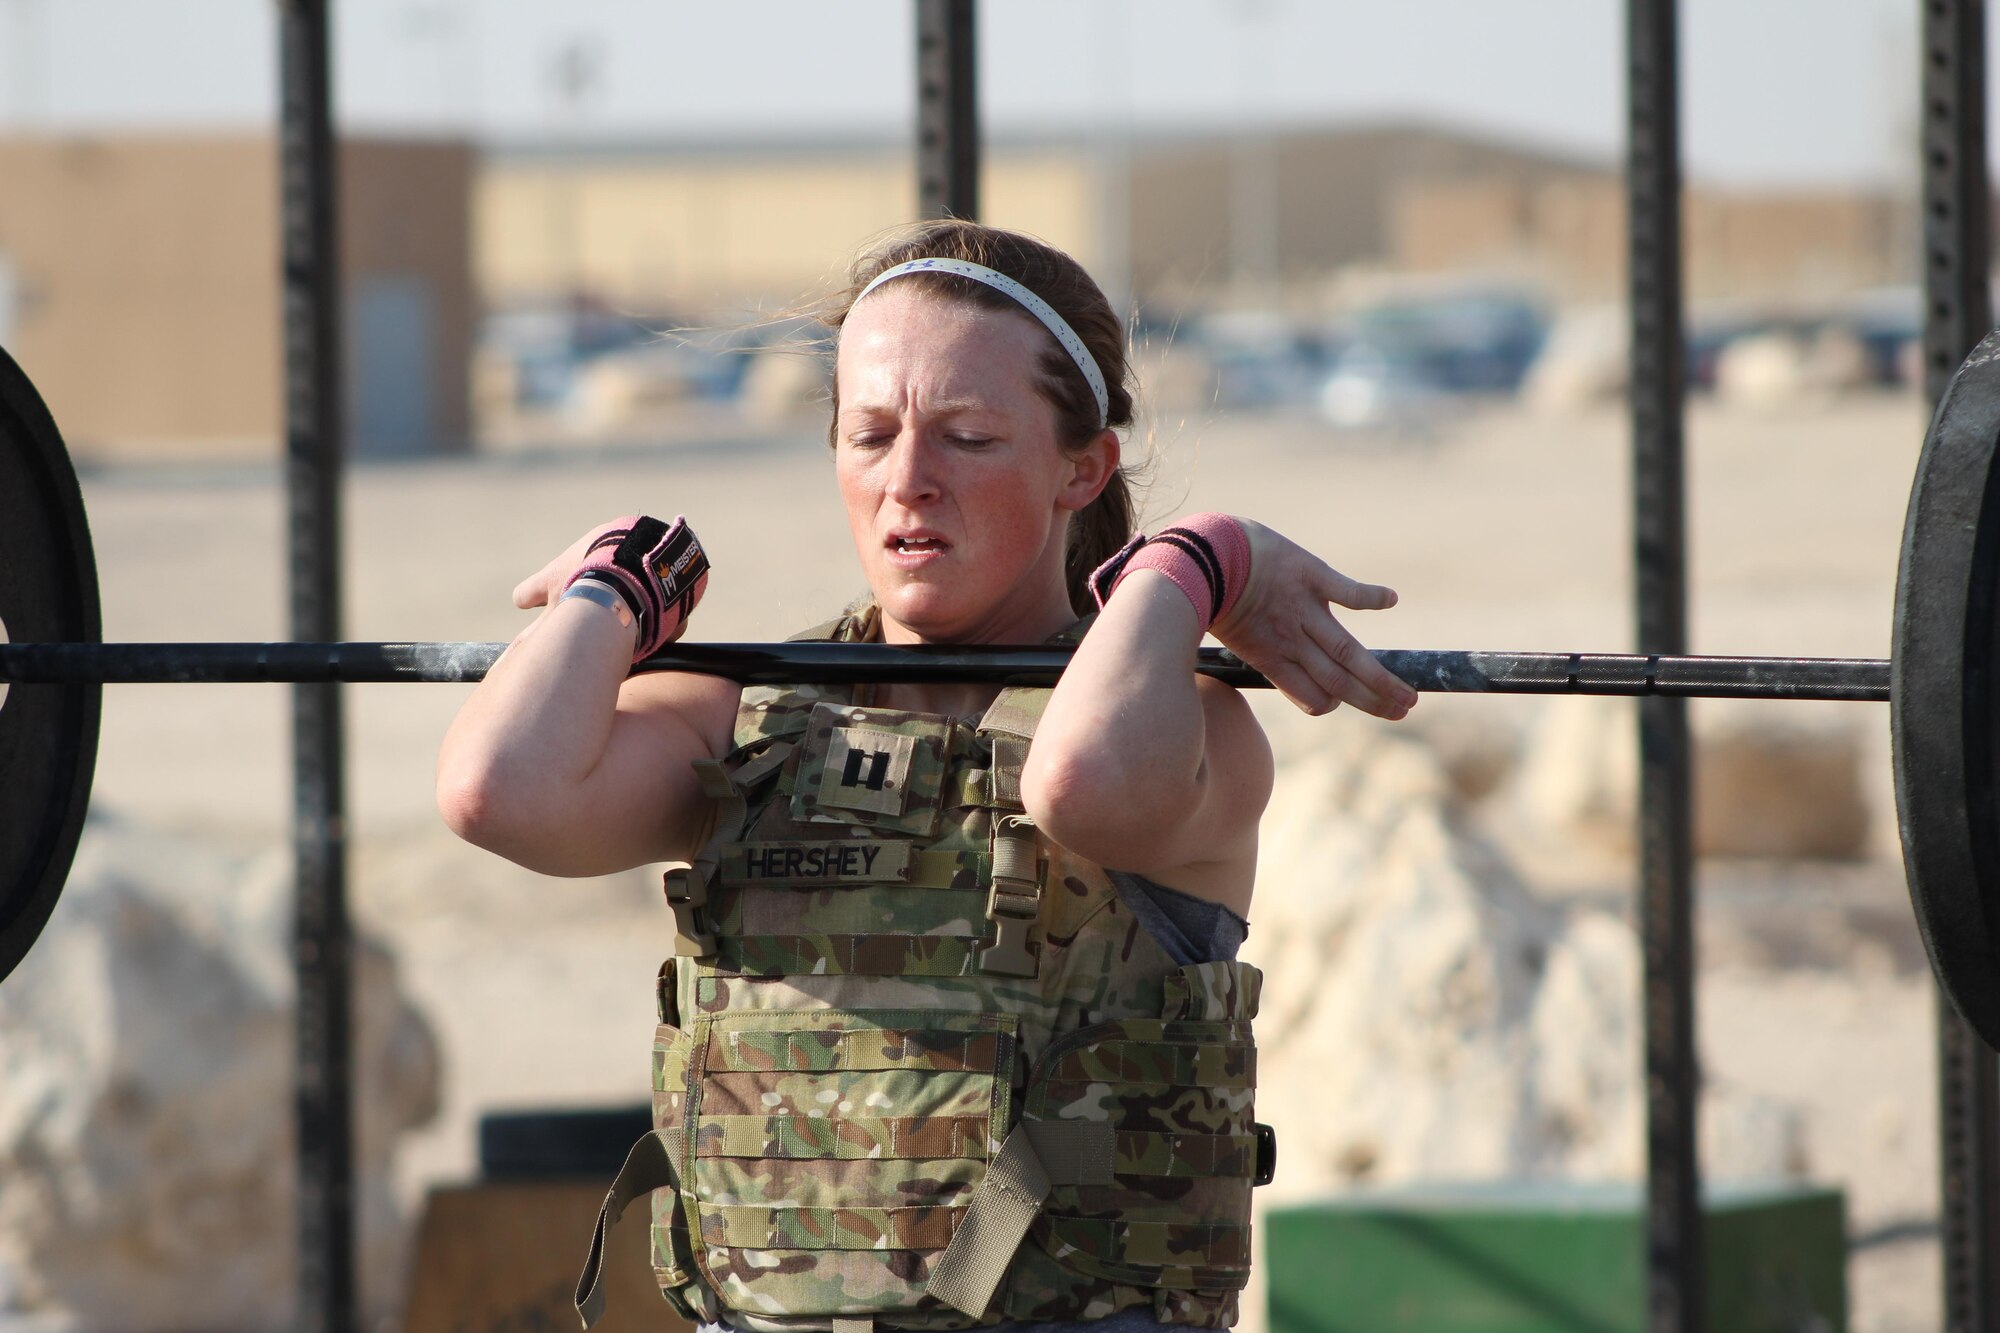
[
  {"left": 2, "top": 341, "right": 1996, "bottom": 1049},
  {"left": 0, "top": 639, "right": 1894, "bottom": 697}
]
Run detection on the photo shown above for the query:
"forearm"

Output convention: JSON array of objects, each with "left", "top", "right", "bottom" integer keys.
[{"left": 1022, "top": 571, "right": 1212, "bottom": 867}]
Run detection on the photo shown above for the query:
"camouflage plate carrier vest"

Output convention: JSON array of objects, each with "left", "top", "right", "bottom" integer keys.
[{"left": 578, "top": 609, "right": 1271, "bottom": 1332}]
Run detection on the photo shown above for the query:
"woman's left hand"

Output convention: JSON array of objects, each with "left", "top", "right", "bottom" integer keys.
[{"left": 1208, "top": 517, "right": 1418, "bottom": 720}]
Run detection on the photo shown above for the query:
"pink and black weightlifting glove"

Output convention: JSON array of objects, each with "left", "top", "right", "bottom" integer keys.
[
  {"left": 1089, "top": 512, "right": 1251, "bottom": 632},
  {"left": 562, "top": 514, "right": 710, "bottom": 662}
]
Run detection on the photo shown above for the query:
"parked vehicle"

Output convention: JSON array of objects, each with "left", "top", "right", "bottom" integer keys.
[
  {"left": 1317, "top": 288, "right": 1549, "bottom": 428},
  {"left": 477, "top": 302, "right": 660, "bottom": 410}
]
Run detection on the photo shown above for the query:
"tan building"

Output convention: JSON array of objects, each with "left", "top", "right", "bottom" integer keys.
[
  {"left": 1393, "top": 173, "right": 1918, "bottom": 303},
  {"left": 0, "top": 134, "right": 475, "bottom": 459},
  {"left": 1124, "top": 124, "right": 1606, "bottom": 306},
  {"left": 477, "top": 123, "right": 1930, "bottom": 321},
  {"left": 474, "top": 125, "right": 1604, "bottom": 318},
  {"left": 475, "top": 138, "right": 1098, "bottom": 317}
]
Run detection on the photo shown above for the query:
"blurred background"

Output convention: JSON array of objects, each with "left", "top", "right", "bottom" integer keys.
[
  {"left": 0, "top": 2, "right": 1982, "bottom": 1330},
  {"left": 0, "top": 0, "right": 1946, "bottom": 460}
]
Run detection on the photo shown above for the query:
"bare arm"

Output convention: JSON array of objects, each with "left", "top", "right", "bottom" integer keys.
[
  {"left": 1022, "top": 518, "right": 1415, "bottom": 912},
  {"left": 435, "top": 524, "right": 738, "bottom": 877},
  {"left": 1022, "top": 573, "right": 1272, "bottom": 907}
]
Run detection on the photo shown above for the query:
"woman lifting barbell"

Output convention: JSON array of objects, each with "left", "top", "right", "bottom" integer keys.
[{"left": 435, "top": 220, "right": 1417, "bottom": 1332}]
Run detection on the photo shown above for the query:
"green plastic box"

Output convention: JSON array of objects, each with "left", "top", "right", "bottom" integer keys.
[{"left": 1266, "top": 1180, "right": 1846, "bottom": 1333}]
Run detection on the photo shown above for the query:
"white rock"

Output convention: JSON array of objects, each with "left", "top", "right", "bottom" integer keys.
[
  {"left": 1249, "top": 721, "right": 1818, "bottom": 1196},
  {"left": 1510, "top": 696, "right": 1640, "bottom": 858},
  {"left": 0, "top": 814, "right": 439, "bottom": 1330},
  {"left": 1524, "top": 911, "right": 1644, "bottom": 1176},
  {"left": 1249, "top": 724, "right": 1628, "bottom": 1191},
  {"left": 1398, "top": 696, "right": 1527, "bottom": 805}
]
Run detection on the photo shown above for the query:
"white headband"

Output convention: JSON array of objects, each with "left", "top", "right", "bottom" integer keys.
[{"left": 854, "top": 257, "right": 1110, "bottom": 428}]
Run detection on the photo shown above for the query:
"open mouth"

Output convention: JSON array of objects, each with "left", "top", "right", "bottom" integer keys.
[{"left": 890, "top": 535, "right": 948, "bottom": 554}]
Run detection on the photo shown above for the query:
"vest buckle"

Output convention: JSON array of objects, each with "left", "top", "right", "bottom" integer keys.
[
  {"left": 981, "top": 814, "right": 1043, "bottom": 978},
  {"left": 1253, "top": 1122, "right": 1278, "bottom": 1186},
  {"left": 981, "top": 913, "right": 1038, "bottom": 978},
  {"left": 662, "top": 864, "right": 717, "bottom": 958}
]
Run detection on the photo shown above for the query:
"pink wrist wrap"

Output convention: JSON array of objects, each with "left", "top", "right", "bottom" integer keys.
[
  {"left": 1089, "top": 512, "right": 1251, "bottom": 630},
  {"left": 562, "top": 514, "right": 711, "bottom": 662}
]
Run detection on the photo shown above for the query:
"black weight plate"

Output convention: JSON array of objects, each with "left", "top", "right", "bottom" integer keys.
[
  {"left": 0, "top": 345, "right": 100, "bottom": 984},
  {"left": 1894, "top": 331, "right": 2000, "bottom": 1050}
]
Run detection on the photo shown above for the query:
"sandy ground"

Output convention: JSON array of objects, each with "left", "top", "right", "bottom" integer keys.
[{"left": 50, "top": 390, "right": 1943, "bottom": 1328}]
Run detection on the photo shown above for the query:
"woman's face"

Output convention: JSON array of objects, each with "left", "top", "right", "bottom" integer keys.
[{"left": 833, "top": 285, "right": 1115, "bottom": 644}]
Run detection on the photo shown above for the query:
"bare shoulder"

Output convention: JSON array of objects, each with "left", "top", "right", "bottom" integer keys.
[
  {"left": 1132, "top": 677, "right": 1272, "bottom": 912},
  {"left": 1196, "top": 674, "right": 1274, "bottom": 814}
]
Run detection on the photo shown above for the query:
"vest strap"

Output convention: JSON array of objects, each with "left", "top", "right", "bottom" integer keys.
[
  {"left": 981, "top": 814, "right": 1044, "bottom": 977},
  {"left": 976, "top": 686, "right": 1049, "bottom": 740},
  {"left": 924, "top": 1121, "right": 1053, "bottom": 1317},
  {"left": 729, "top": 740, "right": 794, "bottom": 791},
  {"left": 920, "top": 1119, "right": 1117, "bottom": 1318},
  {"left": 574, "top": 1127, "right": 685, "bottom": 1329},
  {"left": 662, "top": 865, "right": 715, "bottom": 957},
  {"left": 986, "top": 736, "right": 1030, "bottom": 809}
]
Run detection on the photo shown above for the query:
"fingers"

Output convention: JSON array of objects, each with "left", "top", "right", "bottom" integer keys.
[
  {"left": 1261, "top": 656, "right": 1344, "bottom": 717},
  {"left": 514, "top": 556, "right": 562, "bottom": 610},
  {"left": 1303, "top": 617, "right": 1416, "bottom": 720},
  {"left": 514, "top": 521, "right": 616, "bottom": 611},
  {"left": 1302, "top": 562, "right": 1417, "bottom": 717},
  {"left": 1315, "top": 562, "right": 1398, "bottom": 612},
  {"left": 1244, "top": 622, "right": 1387, "bottom": 719}
]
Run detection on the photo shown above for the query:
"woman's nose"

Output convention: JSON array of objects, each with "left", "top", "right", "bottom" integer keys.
[{"left": 882, "top": 433, "right": 940, "bottom": 505}]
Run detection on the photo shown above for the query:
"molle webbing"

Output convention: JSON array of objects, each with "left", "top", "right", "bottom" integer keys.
[
  {"left": 702, "top": 1203, "right": 962, "bottom": 1251},
  {"left": 713, "top": 933, "right": 986, "bottom": 979},
  {"left": 696, "top": 1114, "right": 989, "bottom": 1160}
]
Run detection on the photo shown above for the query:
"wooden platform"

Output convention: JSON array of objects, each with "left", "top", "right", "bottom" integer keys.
[{"left": 404, "top": 1181, "right": 692, "bottom": 1333}]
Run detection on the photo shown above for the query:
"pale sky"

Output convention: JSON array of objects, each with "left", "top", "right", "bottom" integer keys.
[{"left": 0, "top": 0, "right": 1955, "bottom": 186}]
